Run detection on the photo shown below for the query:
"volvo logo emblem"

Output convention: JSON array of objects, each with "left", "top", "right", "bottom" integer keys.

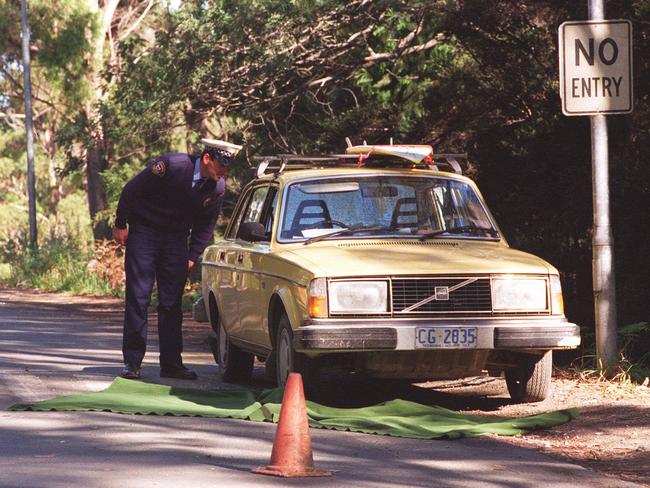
[
  {"left": 400, "top": 278, "right": 478, "bottom": 313},
  {"left": 434, "top": 286, "right": 450, "bottom": 301}
]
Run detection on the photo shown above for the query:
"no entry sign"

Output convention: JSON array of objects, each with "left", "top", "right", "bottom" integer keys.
[{"left": 559, "top": 20, "right": 633, "bottom": 116}]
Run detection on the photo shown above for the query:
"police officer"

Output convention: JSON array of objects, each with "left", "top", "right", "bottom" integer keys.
[{"left": 112, "top": 139, "right": 242, "bottom": 380}]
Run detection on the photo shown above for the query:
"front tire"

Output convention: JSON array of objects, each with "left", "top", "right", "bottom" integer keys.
[
  {"left": 276, "top": 315, "right": 294, "bottom": 387},
  {"left": 275, "top": 314, "right": 316, "bottom": 387},
  {"left": 213, "top": 313, "right": 253, "bottom": 383},
  {"left": 505, "top": 350, "right": 553, "bottom": 403}
]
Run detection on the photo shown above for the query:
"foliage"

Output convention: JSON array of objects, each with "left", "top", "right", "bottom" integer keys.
[
  {"left": 0, "top": 238, "right": 119, "bottom": 296},
  {"left": 109, "top": 1, "right": 455, "bottom": 152},
  {"left": 1, "top": 0, "right": 165, "bottom": 240},
  {"left": 575, "top": 356, "right": 650, "bottom": 386},
  {"left": 182, "top": 280, "right": 202, "bottom": 313},
  {"left": 572, "top": 322, "right": 650, "bottom": 384},
  {"left": 619, "top": 322, "right": 650, "bottom": 371},
  {"left": 100, "top": 159, "right": 141, "bottom": 226},
  {"left": 30, "top": 1, "right": 97, "bottom": 106},
  {"left": 89, "top": 239, "right": 125, "bottom": 293},
  {"left": 47, "top": 191, "right": 94, "bottom": 243}
]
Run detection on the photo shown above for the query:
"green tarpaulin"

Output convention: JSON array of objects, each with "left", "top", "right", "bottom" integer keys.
[{"left": 10, "top": 377, "right": 577, "bottom": 439}]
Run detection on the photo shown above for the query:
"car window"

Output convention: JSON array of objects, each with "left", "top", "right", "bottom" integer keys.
[
  {"left": 242, "top": 186, "right": 270, "bottom": 223},
  {"left": 263, "top": 188, "right": 279, "bottom": 238},
  {"left": 228, "top": 185, "right": 270, "bottom": 239},
  {"left": 279, "top": 175, "right": 496, "bottom": 241},
  {"left": 429, "top": 180, "right": 492, "bottom": 229}
]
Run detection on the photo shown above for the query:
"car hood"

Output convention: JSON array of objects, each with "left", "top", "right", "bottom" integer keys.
[{"left": 278, "top": 240, "right": 555, "bottom": 277}]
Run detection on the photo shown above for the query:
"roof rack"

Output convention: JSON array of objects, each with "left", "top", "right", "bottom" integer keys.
[
  {"left": 252, "top": 150, "right": 467, "bottom": 177},
  {"left": 427, "top": 154, "right": 466, "bottom": 174},
  {"left": 252, "top": 154, "right": 358, "bottom": 177}
]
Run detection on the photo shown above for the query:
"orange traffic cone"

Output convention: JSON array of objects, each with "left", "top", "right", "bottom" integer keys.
[{"left": 252, "top": 372, "right": 332, "bottom": 477}]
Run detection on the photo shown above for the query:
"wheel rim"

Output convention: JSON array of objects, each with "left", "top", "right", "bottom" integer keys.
[
  {"left": 277, "top": 328, "right": 293, "bottom": 386},
  {"left": 218, "top": 320, "right": 228, "bottom": 367}
]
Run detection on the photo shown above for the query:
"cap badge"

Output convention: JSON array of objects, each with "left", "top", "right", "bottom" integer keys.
[{"left": 151, "top": 161, "right": 166, "bottom": 177}]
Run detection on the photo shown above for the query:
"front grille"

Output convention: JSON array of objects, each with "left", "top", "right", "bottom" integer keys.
[{"left": 392, "top": 277, "right": 492, "bottom": 314}]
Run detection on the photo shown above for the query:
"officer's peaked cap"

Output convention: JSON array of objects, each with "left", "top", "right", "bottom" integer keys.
[{"left": 201, "top": 138, "right": 243, "bottom": 167}]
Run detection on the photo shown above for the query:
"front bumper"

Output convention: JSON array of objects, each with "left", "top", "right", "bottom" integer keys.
[{"left": 294, "top": 317, "right": 580, "bottom": 352}]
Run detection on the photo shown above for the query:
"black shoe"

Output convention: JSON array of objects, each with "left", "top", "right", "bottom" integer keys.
[
  {"left": 120, "top": 363, "right": 141, "bottom": 380},
  {"left": 160, "top": 365, "right": 197, "bottom": 380}
]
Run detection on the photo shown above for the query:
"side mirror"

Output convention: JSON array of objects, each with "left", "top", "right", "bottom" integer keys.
[{"left": 238, "top": 221, "right": 267, "bottom": 242}]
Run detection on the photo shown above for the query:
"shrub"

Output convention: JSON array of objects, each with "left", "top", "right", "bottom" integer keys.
[
  {"left": 0, "top": 236, "right": 208, "bottom": 310},
  {"left": 0, "top": 238, "right": 121, "bottom": 297},
  {"left": 618, "top": 322, "right": 650, "bottom": 380},
  {"left": 88, "top": 239, "right": 125, "bottom": 293},
  {"left": 572, "top": 321, "right": 650, "bottom": 384}
]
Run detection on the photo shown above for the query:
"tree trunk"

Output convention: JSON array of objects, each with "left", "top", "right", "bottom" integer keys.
[
  {"left": 42, "top": 127, "right": 61, "bottom": 213},
  {"left": 86, "top": 141, "right": 111, "bottom": 240}
]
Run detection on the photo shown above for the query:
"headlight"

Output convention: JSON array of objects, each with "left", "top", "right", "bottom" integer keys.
[
  {"left": 329, "top": 280, "right": 388, "bottom": 314},
  {"left": 492, "top": 277, "right": 547, "bottom": 311}
]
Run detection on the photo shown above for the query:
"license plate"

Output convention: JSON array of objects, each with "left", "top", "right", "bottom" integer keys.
[{"left": 415, "top": 327, "right": 478, "bottom": 349}]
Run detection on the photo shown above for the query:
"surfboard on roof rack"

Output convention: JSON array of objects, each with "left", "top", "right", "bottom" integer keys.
[
  {"left": 345, "top": 143, "right": 465, "bottom": 174},
  {"left": 345, "top": 144, "right": 434, "bottom": 163}
]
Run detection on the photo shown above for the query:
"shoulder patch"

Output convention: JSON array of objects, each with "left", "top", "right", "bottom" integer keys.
[
  {"left": 202, "top": 196, "right": 212, "bottom": 207},
  {"left": 151, "top": 160, "right": 166, "bottom": 177}
]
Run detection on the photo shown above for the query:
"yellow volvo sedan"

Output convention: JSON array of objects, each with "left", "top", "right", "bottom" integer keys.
[{"left": 200, "top": 144, "right": 580, "bottom": 403}]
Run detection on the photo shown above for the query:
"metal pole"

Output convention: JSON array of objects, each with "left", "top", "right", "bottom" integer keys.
[
  {"left": 589, "top": 0, "right": 618, "bottom": 369},
  {"left": 20, "top": 0, "right": 38, "bottom": 249}
]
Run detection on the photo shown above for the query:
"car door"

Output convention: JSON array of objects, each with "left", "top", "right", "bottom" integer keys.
[
  {"left": 244, "top": 186, "right": 278, "bottom": 347},
  {"left": 214, "top": 189, "right": 254, "bottom": 336},
  {"left": 231, "top": 185, "right": 277, "bottom": 346}
]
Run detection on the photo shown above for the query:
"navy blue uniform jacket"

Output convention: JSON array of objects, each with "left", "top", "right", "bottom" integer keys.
[{"left": 114, "top": 153, "right": 225, "bottom": 263}]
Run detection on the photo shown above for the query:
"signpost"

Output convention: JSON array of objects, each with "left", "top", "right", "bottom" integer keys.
[
  {"left": 559, "top": 20, "right": 633, "bottom": 115},
  {"left": 558, "top": 6, "right": 632, "bottom": 369}
]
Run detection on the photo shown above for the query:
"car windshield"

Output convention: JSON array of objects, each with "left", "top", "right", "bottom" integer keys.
[{"left": 278, "top": 175, "right": 498, "bottom": 242}]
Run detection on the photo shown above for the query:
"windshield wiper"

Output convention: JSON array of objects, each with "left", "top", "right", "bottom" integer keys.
[
  {"left": 303, "top": 225, "right": 387, "bottom": 245},
  {"left": 418, "top": 224, "right": 499, "bottom": 241}
]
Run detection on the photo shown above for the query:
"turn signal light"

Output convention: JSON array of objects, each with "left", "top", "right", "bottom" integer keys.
[
  {"left": 308, "top": 278, "right": 328, "bottom": 318},
  {"left": 550, "top": 275, "right": 565, "bottom": 315},
  {"left": 308, "top": 296, "right": 327, "bottom": 318}
]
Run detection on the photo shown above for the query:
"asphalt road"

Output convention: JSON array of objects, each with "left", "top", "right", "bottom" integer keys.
[{"left": 0, "top": 288, "right": 641, "bottom": 488}]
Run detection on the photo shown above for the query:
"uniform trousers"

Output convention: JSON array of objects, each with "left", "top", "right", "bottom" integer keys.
[{"left": 122, "top": 223, "right": 189, "bottom": 369}]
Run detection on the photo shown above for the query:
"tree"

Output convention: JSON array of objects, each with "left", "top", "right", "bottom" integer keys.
[
  {"left": 109, "top": 0, "right": 450, "bottom": 153},
  {"left": 0, "top": 0, "right": 157, "bottom": 241},
  {"left": 71, "top": 0, "right": 157, "bottom": 240}
]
